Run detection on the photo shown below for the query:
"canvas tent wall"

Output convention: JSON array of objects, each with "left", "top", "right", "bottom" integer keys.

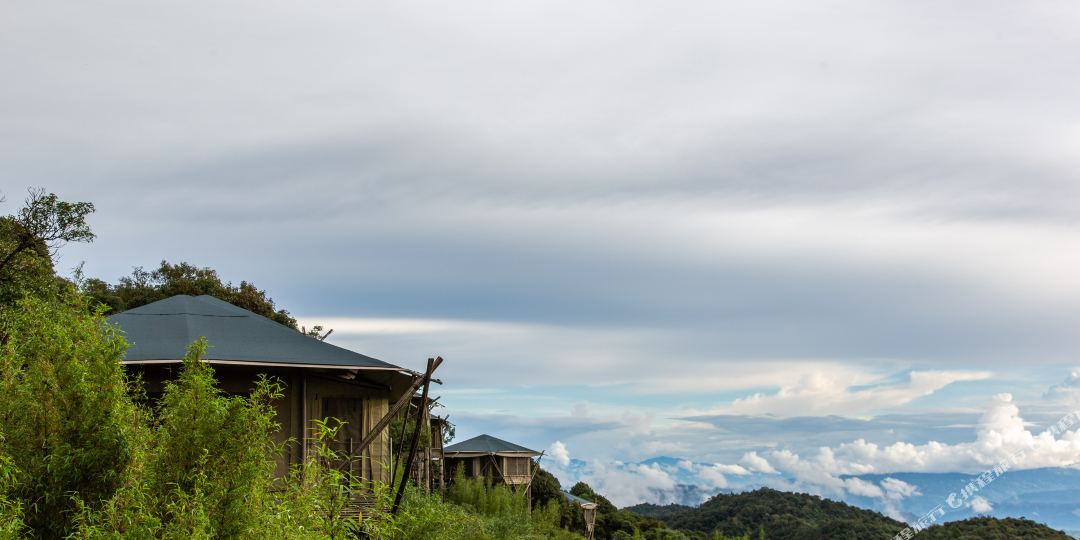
[{"left": 108, "top": 294, "right": 418, "bottom": 484}]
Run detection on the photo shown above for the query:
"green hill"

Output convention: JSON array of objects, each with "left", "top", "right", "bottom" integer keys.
[
  {"left": 626, "top": 488, "right": 904, "bottom": 539},
  {"left": 624, "top": 488, "right": 1072, "bottom": 540},
  {"left": 921, "top": 517, "right": 1072, "bottom": 539}
]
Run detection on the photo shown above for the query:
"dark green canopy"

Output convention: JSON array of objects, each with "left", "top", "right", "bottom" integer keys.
[
  {"left": 443, "top": 434, "right": 540, "bottom": 456},
  {"left": 107, "top": 294, "right": 402, "bottom": 370}
]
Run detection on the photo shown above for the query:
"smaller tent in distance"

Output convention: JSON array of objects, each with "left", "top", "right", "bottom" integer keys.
[
  {"left": 562, "top": 490, "right": 598, "bottom": 539},
  {"left": 442, "top": 434, "right": 541, "bottom": 498}
]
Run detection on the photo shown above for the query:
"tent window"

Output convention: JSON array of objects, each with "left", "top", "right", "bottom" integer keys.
[{"left": 504, "top": 457, "right": 529, "bottom": 476}]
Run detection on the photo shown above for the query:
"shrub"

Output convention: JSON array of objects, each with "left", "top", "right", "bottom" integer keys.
[
  {"left": 71, "top": 339, "right": 367, "bottom": 539},
  {"left": 0, "top": 294, "right": 140, "bottom": 537}
]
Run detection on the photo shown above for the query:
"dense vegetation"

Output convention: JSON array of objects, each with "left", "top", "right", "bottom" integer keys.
[
  {"left": 628, "top": 488, "right": 902, "bottom": 539},
  {"left": 626, "top": 489, "right": 1073, "bottom": 540},
  {"left": 920, "top": 517, "right": 1073, "bottom": 540}
]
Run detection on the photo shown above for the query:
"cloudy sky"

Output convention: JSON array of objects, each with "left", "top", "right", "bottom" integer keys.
[{"left": 5, "top": 0, "right": 1080, "bottom": 507}]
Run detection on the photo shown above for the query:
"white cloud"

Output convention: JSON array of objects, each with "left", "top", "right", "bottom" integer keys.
[
  {"left": 879, "top": 477, "right": 920, "bottom": 521},
  {"left": 632, "top": 463, "right": 677, "bottom": 492},
  {"left": 526, "top": 389, "right": 1080, "bottom": 509},
  {"left": 970, "top": 495, "right": 993, "bottom": 514},
  {"left": 549, "top": 440, "right": 571, "bottom": 467},
  {"left": 1045, "top": 370, "right": 1080, "bottom": 406},
  {"left": 880, "top": 477, "right": 919, "bottom": 500},
  {"left": 725, "top": 370, "right": 992, "bottom": 417},
  {"left": 740, "top": 451, "right": 778, "bottom": 474},
  {"left": 843, "top": 477, "right": 884, "bottom": 498},
  {"left": 696, "top": 465, "right": 731, "bottom": 490},
  {"left": 730, "top": 394, "right": 1080, "bottom": 498},
  {"left": 565, "top": 461, "right": 681, "bottom": 507},
  {"left": 712, "top": 463, "right": 751, "bottom": 476}
]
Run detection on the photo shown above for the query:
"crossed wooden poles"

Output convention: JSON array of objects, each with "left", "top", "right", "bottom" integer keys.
[{"left": 348, "top": 356, "right": 443, "bottom": 515}]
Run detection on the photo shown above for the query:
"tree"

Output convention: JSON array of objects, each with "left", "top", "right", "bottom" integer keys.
[
  {"left": 531, "top": 467, "right": 564, "bottom": 509},
  {"left": 83, "top": 260, "right": 300, "bottom": 329},
  {"left": 0, "top": 189, "right": 94, "bottom": 274},
  {"left": 0, "top": 189, "right": 95, "bottom": 306},
  {"left": 0, "top": 190, "right": 120, "bottom": 537}
]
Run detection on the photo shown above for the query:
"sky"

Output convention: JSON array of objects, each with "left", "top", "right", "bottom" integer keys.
[{"left": 4, "top": 0, "right": 1080, "bottom": 509}]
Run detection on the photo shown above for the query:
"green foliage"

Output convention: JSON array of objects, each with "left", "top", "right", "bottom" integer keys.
[
  {"left": 447, "top": 465, "right": 527, "bottom": 517},
  {"left": 442, "top": 423, "right": 456, "bottom": 446},
  {"left": 531, "top": 467, "right": 562, "bottom": 507},
  {"left": 364, "top": 484, "right": 488, "bottom": 540},
  {"left": 401, "top": 466, "right": 583, "bottom": 540},
  {"left": 568, "top": 481, "right": 674, "bottom": 539},
  {"left": 624, "top": 488, "right": 1072, "bottom": 539},
  {"left": 919, "top": 517, "right": 1072, "bottom": 539},
  {"left": 144, "top": 338, "right": 282, "bottom": 536},
  {"left": 389, "top": 408, "right": 434, "bottom": 471},
  {"left": 257, "top": 418, "right": 364, "bottom": 539},
  {"left": 625, "top": 488, "right": 908, "bottom": 539},
  {"left": 70, "top": 340, "right": 368, "bottom": 539},
  {"left": 0, "top": 189, "right": 94, "bottom": 306},
  {"left": 81, "top": 261, "right": 299, "bottom": 329},
  {"left": 0, "top": 294, "right": 139, "bottom": 537},
  {"left": 0, "top": 451, "right": 27, "bottom": 539}
]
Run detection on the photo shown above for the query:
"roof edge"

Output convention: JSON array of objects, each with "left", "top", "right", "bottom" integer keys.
[
  {"left": 442, "top": 450, "right": 542, "bottom": 457},
  {"left": 122, "top": 359, "right": 411, "bottom": 371}
]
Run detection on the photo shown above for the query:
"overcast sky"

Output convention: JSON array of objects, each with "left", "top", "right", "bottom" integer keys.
[{"left": 4, "top": 0, "right": 1080, "bottom": 506}]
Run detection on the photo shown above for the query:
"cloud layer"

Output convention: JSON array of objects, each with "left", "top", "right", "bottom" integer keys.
[{"left": 545, "top": 391, "right": 1080, "bottom": 510}]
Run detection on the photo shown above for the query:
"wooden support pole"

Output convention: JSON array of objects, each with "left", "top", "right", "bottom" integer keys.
[
  {"left": 394, "top": 397, "right": 413, "bottom": 475},
  {"left": 392, "top": 357, "right": 440, "bottom": 515},
  {"left": 522, "top": 451, "right": 545, "bottom": 510},
  {"left": 489, "top": 454, "right": 506, "bottom": 486},
  {"left": 350, "top": 359, "right": 438, "bottom": 457}
]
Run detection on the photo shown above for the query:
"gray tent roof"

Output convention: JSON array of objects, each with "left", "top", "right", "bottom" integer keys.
[
  {"left": 443, "top": 434, "right": 540, "bottom": 456},
  {"left": 107, "top": 294, "right": 403, "bottom": 370},
  {"left": 562, "top": 491, "right": 597, "bottom": 508}
]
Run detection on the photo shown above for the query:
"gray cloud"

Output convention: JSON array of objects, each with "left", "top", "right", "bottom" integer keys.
[
  {"left": 685, "top": 412, "right": 981, "bottom": 448},
  {"left": 5, "top": 0, "right": 1080, "bottom": 467}
]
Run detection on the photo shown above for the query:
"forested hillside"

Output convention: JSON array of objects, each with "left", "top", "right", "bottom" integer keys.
[
  {"left": 626, "top": 488, "right": 1073, "bottom": 540},
  {"left": 627, "top": 488, "right": 904, "bottom": 539}
]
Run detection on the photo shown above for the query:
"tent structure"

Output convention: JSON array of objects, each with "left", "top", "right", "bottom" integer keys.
[
  {"left": 109, "top": 294, "right": 424, "bottom": 483},
  {"left": 441, "top": 434, "right": 542, "bottom": 497},
  {"left": 562, "top": 491, "right": 598, "bottom": 539}
]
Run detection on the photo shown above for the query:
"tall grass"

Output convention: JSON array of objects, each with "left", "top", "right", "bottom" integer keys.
[{"left": 361, "top": 466, "right": 583, "bottom": 540}]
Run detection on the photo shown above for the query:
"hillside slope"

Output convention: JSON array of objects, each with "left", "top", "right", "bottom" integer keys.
[
  {"left": 625, "top": 488, "right": 1072, "bottom": 540},
  {"left": 921, "top": 517, "right": 1072, "bottom": 540}
]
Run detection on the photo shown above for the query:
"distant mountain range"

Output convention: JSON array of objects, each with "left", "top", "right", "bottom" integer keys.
[
  {"left": 848, "top": 468, "right": 1080, "bottom": 536},
  {"left": 571, "top": 456, "right": 1080, "bottom": 536},
  {"left": 625, "top": 488, "right": 1073, "bottom": 539}
]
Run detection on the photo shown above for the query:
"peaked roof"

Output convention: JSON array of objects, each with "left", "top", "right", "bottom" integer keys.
[
  {"left": 562, "top": 491, "right": 597, "bottom": 508},
  {"left": 443, "top": 434, "right": 540, "bottom": 455},
  {"left": 107, "top": 294, "right": 402, "bottom": 370}
]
